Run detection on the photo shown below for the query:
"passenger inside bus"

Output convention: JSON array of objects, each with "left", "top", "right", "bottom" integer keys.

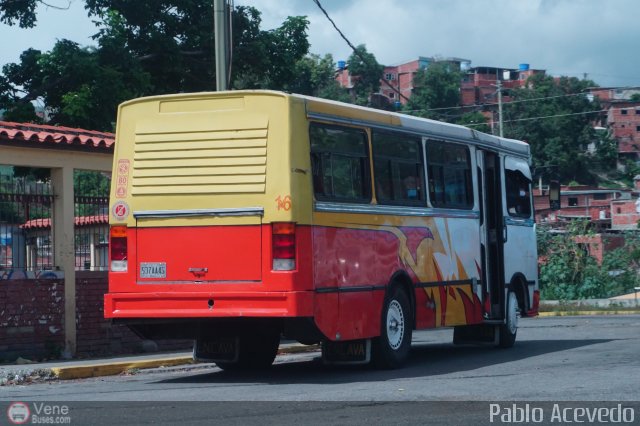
[{"left": 403, "top": 175, "right": 419, "bottom": 200}]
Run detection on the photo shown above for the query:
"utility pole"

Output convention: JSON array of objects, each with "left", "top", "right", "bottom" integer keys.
[
  {"left": 214, "top": 0, "right": 228, "bottom": 91},
  {"left": 497, "top": 79, "right": 504, "bottom": 138}
]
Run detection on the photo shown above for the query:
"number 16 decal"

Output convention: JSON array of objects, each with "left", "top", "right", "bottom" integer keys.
[{"left": 276, "top": 195, "right": 292, "bottom": 211}]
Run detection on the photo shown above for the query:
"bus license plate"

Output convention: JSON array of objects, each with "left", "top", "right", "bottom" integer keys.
[{"left": 140, "top": 262, "right": 166, "bottom": 278}]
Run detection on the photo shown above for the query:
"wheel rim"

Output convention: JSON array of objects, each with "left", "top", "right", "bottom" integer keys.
[
  {"left": 386, "top": 299, "right": 405, "bottom": 350},
  {"left": 507, "top": 292, "right": 519, "bottom": 335}
]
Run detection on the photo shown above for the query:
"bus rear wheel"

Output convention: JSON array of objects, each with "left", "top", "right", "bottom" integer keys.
[
  {"left": 216, "top": 330, "right": 281, "bottom": 371},
  {"left": 373, "top": 286, "right": 412, "bottom": 369},
  {"left": 497, "top": 291, "right": 519, "bottom": 348}
]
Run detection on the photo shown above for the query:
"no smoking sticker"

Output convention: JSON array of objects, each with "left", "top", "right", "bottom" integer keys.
[{"left": 112, "top": 201, "right": 130, "bottom": 221}]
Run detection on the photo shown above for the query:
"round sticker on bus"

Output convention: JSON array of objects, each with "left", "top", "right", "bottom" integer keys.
[{"left": 112, "top": 201, "right": 130, "bottom": 221}]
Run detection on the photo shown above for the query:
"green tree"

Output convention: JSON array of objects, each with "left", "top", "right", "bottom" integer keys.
[
  {"left": 0, "top": 0, "right": 76, "bottom": 28},
  {"left": 404, "top": 62, "right": 461, "bottom": 121},
  {"left": 0, "top": 40, "right": 149, "bottom": 130},
  {"left": 593, "top": 130, "right": 618, "bottom": 171},
  {"left": 86, "top": 2, "right": 309, "bottom": 93},
  {"left": 0, "top": 3, "right": 312, "bottom": 131},
  {"left": 0, "top": 0, "right": 38, "bottom": 28},
  {"left": 284, "top": 54, "right": 350, "bottom": 102},
  {"left": 456, "top": 111, "right": 490, "bottom": 133},
  {"left": 504, "top": 74, "right": 601, "bottom": 184},
  {"left": 346, "top": 45, "right": 384, "bottom": 107},
  {"left": 537, "top": 221, "right": 639, "bottom": 300},
  {"left": 75, "top": 170, "right": 110, "bottom": 216}
]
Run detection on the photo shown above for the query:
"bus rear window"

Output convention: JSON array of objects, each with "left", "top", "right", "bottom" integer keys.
[{"left": 310, "top": 124, "right": 371, "bottom": 202}]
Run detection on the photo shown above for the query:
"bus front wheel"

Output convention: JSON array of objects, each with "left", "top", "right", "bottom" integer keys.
[{"left": 373, "top": 286, "right": 412, "bottom": 369}]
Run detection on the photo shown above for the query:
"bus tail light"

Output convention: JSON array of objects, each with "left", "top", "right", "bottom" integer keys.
[
  {"left": 272, "top": 222, "right": 296, "bottom": 271},
  {"left": 110, "top": 226, "right": 128, "bottom": 272}
]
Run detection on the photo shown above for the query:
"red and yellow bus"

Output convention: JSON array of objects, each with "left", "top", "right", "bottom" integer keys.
[{"left": 104, "top": 90, "right": 539, "bottom": 369}]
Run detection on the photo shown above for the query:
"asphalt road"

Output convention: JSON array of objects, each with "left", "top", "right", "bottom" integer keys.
[{"left": 3, "top": 315, "right": 640, "bottom": 425}]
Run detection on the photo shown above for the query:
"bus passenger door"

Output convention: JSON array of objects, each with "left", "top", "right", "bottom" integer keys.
[
  {"left": 502, "top": 156, "right": 537, "bottom": 311},
  {"left": 478, "top": 150, "right": 505, "bottom": 319}
]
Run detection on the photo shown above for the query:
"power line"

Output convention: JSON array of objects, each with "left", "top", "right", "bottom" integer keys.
[
  {"left": 404, "top": 92, "right": 591, "bottom": 113},
  {"left": 311, "top": 0, "right": 640, "bottom": 116},
  {"left": 311, "top": 0, "right": 409, "bottom": 103},
  {"left": 404, "top": 86, "right": 640, "bottom": 114},
  {"left": 463, "top": 108, "right": 610, "bottom": 128}
]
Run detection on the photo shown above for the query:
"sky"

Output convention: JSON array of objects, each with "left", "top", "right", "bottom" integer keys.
[{"left": 0, "top": 0, "right": 638, "bottom": 88}]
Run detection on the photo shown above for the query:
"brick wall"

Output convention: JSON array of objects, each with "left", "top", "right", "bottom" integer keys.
[
  {"left": 574, "top": 234, "right": 625, "bottom": 264},
  {"left": 1, "top": 273, "right": 191, "bottom": 361},
  {"left": 611, "top": 199, "right": 640, "bottom": 229},
  {"left": 0, "top": 278, "right": 65, "bottom": 361},
  {"left": 75, "top": 272, "right": 139, "bottom": 356}
]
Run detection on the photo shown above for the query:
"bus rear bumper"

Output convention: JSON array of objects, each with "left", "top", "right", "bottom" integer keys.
[{"left": 104, "top": 291, "right": 315, "bottom": 319}]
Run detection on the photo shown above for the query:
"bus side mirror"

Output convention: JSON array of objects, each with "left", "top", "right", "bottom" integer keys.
[{"left": 549, "top": 180, "right": 561, "bottom": 210}]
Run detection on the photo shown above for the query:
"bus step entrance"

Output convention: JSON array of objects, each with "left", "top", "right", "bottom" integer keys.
[
  {"left": 322, "top": 339, "right": 371, "bottom": 365},
  {"left": 453, "top": 325, "right": 498, "bottom": 345}
]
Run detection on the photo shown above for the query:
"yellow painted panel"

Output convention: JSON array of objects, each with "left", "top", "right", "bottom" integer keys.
[
  {"left": 133, "top": 139, "right": 267, "bottom": 152},
  {"left": 135, "top": 130, "right": 268, "bottom": 143},
  {"left": 131, "top": 184, "right": 266, "bottom": 195},
  {"left": 133, "top": 148, "right": 267, "bottom": 160},
  {"left": 159, "top": 96, "right": 245, "bottom": 113},
  {"left": 133, "top": 175, "right": 266, "bottom": 186},
  {"left": 110, "top": 91, "right": 312, "bottom": 225},
  {"left": 136, "top": 113, "right": 268, "bottom": 134},
  {"left": 133, "top": 157, "right": 267, "bottom": 168},
  {"left": 132, "top": 165, "right": 267, "bottom": 178},
  {"left": 135, "top": 215, "right": 261, "bottom": 227},
  {"left": 305, "top": 98, "right": 392, "bottom": 125}
]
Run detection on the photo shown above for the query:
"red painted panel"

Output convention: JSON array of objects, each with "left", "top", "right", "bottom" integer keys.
[
  {"left": 314, "top": 293, "right": 340, "bottom": 339},
  {"left": 136, "top": 225, "right": 262, "bottom": 282},
  {"left": 106, "top": 225, "right": 316, "bottom": 324},
  {"left": 313, "top": 227, "right": 401, "bottom": 288},
  {"left": 104, "top": 291, "right": 314, "bottom": 318},
  {"left": 338, "top": 291, "right": 384, "bottom": 340}
]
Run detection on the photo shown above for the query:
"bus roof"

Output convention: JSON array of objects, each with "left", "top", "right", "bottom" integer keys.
[
  {"left": 295, "top": 93, "right": 530, "bottom": 159},
  {"left": 118, "top": 90, "right": 530, "bottom": 159}
]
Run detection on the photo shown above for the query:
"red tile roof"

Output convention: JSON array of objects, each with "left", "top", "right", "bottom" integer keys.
[
  {"left": 0, "top": 121, "right": 114, "bottom": 151},
  {"left": 21, "top": 215, "right": 109, "bottom": 230}
]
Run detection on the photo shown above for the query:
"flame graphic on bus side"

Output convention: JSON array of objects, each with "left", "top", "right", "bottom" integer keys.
[{"left": 386, "top": 218, "right": 484, "bottom": 327}]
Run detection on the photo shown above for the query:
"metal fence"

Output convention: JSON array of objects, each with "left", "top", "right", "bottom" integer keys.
[
  {"left": 73, "top": 171, "right": 110, "bottom": 271},
  {"left": 0, "top": 171, "right": 54, "bottom": 271},
  {"left": 0, "top": 168, "right": 110, "bottom": 273}
]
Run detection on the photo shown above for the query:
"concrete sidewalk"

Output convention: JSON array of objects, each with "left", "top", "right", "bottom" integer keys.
[{"left": 0, "top": 343, "right": 319, "bottom": 385}]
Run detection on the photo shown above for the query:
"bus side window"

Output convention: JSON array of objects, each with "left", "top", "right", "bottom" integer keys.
[
  {"left": 311, "top": 152, "right": 324, "bottom": 196},
  {"left": 372, "top": 130, "right": 424, "bottom": 205},
  {"left": 425, "top": 141, "right": 473, "bottom": 210},
  {"left": 309, "top": 123, "right": 371, "bottom": 203}
]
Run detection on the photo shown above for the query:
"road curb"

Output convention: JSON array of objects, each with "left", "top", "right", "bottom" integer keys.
[
  {"left": 538, "top": 310, "right": 640, "bottom": 317},
  {"left": 50, "top": 356, "right": 195, "bottom": 380},
  {"left": 48, "top": 344, "right": 320, "bottom": 380}
]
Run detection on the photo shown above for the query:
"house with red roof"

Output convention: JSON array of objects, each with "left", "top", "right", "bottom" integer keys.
[{"left": 0, "top": 121, "right": 120, "bottom": 359}]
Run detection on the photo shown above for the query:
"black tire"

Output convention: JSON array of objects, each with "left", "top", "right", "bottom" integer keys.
[
  {"left": 497, "top": 291, "right": 518, "bottom": 348},
  {"left": 373, "top": 286, "right": 412, "bottom": 369},
  {"left": 216, "top": 330, "right": 280, "bottom": 370}
]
